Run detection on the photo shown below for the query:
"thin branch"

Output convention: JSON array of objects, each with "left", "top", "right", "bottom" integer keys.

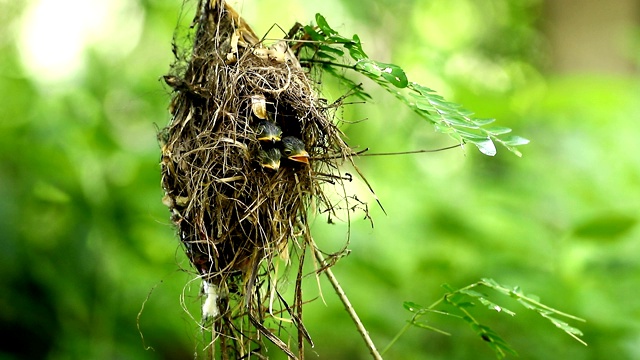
[
  {"left": 300, "top": 59, "right": 357, "bottom": 70},
  {"left": 313, "top": 143, "right": 463, "bottom": 161},
  {"left": 311, "top": 239, "right": 382, "bottom": 360},
  {"left": 360, "top": 143, "right": 463, "bottom": 156}
]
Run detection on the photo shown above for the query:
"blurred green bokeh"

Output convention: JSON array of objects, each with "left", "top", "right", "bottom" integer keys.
[{"left": 1, "top": 0, "right": 639, "bottom": 359}]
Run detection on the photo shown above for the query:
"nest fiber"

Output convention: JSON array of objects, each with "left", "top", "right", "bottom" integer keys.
[{"left": 160, "top": 0, "right": 354, "bottom": 357}]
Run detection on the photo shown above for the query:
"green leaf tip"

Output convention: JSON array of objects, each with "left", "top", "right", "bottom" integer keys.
[{"left": 315, "top": 14, "right": 337, "bottom": 37}]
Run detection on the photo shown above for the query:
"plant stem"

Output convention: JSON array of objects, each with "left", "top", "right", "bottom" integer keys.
[
  {"left": 380, "top": 320, "right": 413, "bottom": 355},
  {"left": 299, "top": 59, "right": 357, "bottom": 70},
  {"left": 311, "top": 242, "right": 382, "bottom": 360}
]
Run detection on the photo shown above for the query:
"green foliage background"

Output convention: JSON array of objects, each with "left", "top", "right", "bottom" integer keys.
[{"left": 1, "top": 0, "right": 639, "bottom": 359}]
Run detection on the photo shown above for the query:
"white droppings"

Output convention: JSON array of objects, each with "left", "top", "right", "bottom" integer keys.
[{"left": 202, "top": 281, "right": 220, "bottom": 319}]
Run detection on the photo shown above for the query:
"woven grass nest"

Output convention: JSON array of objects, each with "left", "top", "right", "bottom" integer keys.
[{"left": 160, "top": 0, "right": 358, "bottom": 357}]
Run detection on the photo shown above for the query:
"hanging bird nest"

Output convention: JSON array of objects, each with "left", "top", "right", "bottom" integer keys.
[{"left": 160, "top": 0, "right": 357, "bottom": 358}]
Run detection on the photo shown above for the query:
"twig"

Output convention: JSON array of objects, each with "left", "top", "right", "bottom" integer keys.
[
  {"left": 358, "top": 143, "right": 463, "bottom": 156},
  {"left": 310, "top": 239, "right": 382, "bottom": 360},
  {"left": 137, "top": 283, "right": 159, "bottom": 352},
  {"left": 312, "top": 143, "right": 463, "bottom": 161}
]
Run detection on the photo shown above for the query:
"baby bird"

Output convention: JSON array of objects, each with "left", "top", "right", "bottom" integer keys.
[
  {"left": 257, "top": 147, "right": 281, "bottom": 171},
  {"left": 255, "top": 120, "right": 282, "bottom": 144},
  {"left": 281, "top": 136, "right": 310, "bottom": 164}
]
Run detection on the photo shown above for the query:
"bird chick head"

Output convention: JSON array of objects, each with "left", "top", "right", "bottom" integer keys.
[
  {"left": 256, "top": 120, "right": 282, "bottom": 143},
  {"left": 257, "top": 147, "right": 281, "bottom": 171},
  {"left": 281, "top": 136, "right": 310, "bottom": 164}
]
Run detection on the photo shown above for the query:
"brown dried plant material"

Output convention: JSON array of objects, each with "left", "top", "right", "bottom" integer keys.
[{"left": 159, "top": 0, "right": 356, "bottom": 358}]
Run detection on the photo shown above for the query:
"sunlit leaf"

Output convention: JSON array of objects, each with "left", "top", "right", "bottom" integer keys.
[
  {"left": 485, "top": 126, "right": 512, "bottom": 135},
  {"left": 444, "top": 116, "right": 479, "bottom": 128},
  {"left": 502, "top": 135, "right": 530, "bottom": 146},
  {"left": 472, "top": 138, "right": 497, "bottom": 156},
  {"left": 469, "top": 117, "right": 494, "bottom": 126},
  {"left": 426, "top": 97, "right": 451, "bottom": 108}
]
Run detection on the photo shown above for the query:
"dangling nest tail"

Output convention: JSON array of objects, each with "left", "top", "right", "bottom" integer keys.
[{"left": 160, "top": 0, "right": 356, "bottom": 358}]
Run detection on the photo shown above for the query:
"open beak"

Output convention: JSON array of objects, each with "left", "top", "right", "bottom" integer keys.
[{"left": 288, "top": 151, "right": 310, "bottom": 164}]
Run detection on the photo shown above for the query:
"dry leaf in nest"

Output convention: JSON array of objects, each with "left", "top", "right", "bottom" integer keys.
[{"left": 159, "top": 0, "right": 356, "bottom": 358}]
